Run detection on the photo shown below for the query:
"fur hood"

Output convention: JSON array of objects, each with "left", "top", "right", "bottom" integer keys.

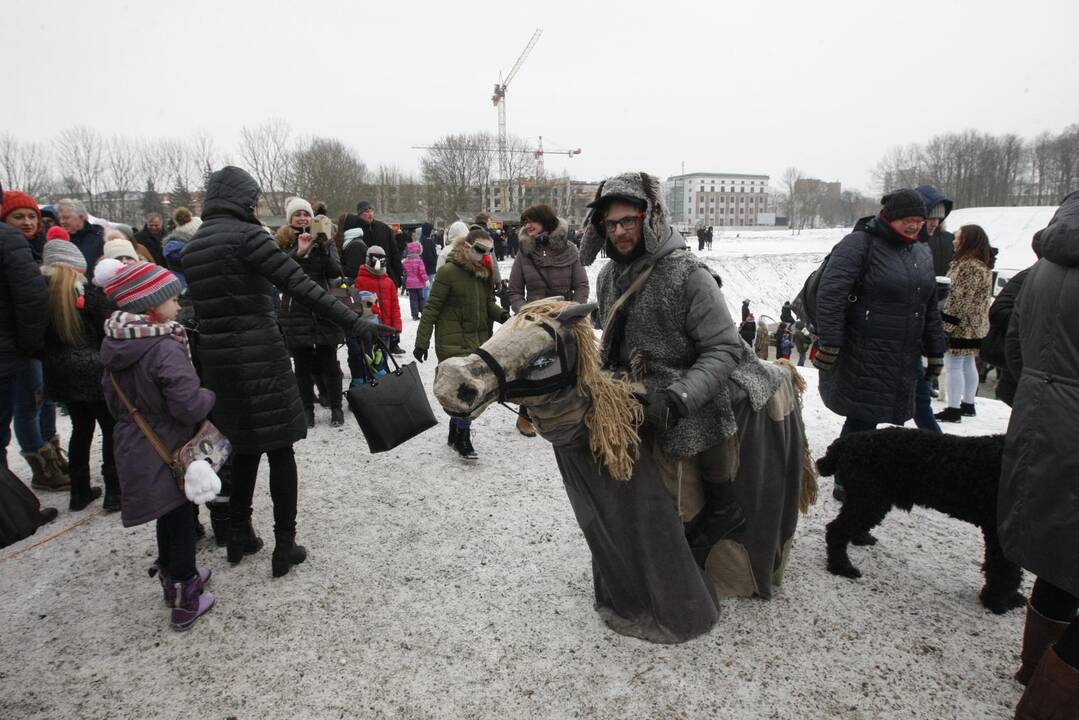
[
  {"left": 518, "top": 218, "right": 571, "bottom": 257},
  {"left": 580, "top": 171, "right": 669, "bottom": 266},
  {"left": 447, "top": 237, "right": 492, "bottom": 280},
  {"left": 274, "top": 224, "right": 297, "bottom": 249}
]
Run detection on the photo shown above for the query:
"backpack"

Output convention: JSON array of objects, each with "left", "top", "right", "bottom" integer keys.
[{"left": 791, "top": 233, "right": 875, "bottom": 335}]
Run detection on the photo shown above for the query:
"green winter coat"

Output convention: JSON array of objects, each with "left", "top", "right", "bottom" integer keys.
[{"left": 416, "top": 240, "right": 508, "bottom": 362}]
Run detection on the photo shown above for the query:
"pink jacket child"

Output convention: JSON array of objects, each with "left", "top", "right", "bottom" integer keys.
[
  {"left": 402, "top": 242, "right": 429, "bottom": 320},
  {"left": 402, "top": 242, "right": 429, "bottom": 289}
]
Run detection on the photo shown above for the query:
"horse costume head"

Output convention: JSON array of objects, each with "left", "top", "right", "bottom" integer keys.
[{"left": 434, "top": 299, "right": 643, "bottom": 481}]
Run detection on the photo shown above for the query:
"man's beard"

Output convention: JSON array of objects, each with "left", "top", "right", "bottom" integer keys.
[{"left": 606, "top": 237, "right": 646, "bottom": 263}]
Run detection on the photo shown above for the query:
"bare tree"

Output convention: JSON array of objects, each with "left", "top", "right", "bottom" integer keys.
[
  {"left": 190, "top": 131, "right": 218, "bottom": 191},
  {"left": 0, "top": 134, "right": 55, "bottom": 198},
  {"left": 105, "top": 136, "right": 140, "bottom": 222},
  {"left": 781, "top": 167, "right": 804, "bottom": 230},
  {"left": 54, "top": 126, "right": 106, "bottom": 213},
  {"left": 238, "top": 119, "right": 295, "bottom": 215},
  {"left": 421, "top": 133, "right": 496, "bottom": 222},
  {"left": 292, "top": 137, "right": 369, "bottom": 216}
]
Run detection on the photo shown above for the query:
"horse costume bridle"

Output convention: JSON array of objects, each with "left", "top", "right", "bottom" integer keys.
[{"left": 471, "top": 318, "right": 579, "bottom": 408}]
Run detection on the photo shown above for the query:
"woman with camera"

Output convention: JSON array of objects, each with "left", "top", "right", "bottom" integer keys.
[
  {"left": 275, "top": 197, "right": 345, "bottom": 428},
  {"left": 507, "top": 204, "right": 589, "bottom": 436}
]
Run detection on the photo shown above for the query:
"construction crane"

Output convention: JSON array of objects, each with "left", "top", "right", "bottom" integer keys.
[
  {"left": 533, "top": 136, "right": 581, "bottom": 178},
  {"left": 492, "top": 29, "right": 542, "bottom": 209}
]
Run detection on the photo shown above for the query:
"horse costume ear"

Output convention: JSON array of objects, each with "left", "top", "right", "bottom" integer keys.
[{"left": 557, "top": 303, "right": 597, "bottom": 324}]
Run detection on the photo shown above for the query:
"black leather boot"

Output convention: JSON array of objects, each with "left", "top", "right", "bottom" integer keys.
[
  {"left": 271, "top": 532, "right": 308, "bottom": 577},
  {"left": 686, "top": 482, "right": 745, "bottom": 548},
  {"left": 934, "top": 407, "right": 963, "bottom": 423},
  {"left": 226, "top": 518, "right": 264, "bottom": 564},
  {"left": 206, "top": 498, "right": 230, "bottom": 548},
  {"left": 960, "top": 402, "right": 976, "bottom": 417},
  {"left": 447, "top": 420, "right": 458, "bottom": 447},
  {"left": 454, "top": 426, "right": 478, "bottom": 460}
]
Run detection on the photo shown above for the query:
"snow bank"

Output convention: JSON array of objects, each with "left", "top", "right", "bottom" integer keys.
[{"left": 945, "top": 206, "right": 1058, "bottom": 277}]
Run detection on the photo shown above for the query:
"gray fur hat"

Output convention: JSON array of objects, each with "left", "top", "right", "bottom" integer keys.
[{"left": 580, "top": 171, "right": 668, "bottom": 266}]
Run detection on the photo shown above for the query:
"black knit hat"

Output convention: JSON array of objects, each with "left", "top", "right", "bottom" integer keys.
[{"left": 880, "top": 189, "right": 927, "bottom": 221}]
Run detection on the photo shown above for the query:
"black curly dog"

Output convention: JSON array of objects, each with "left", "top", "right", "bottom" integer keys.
[{"left": 817, "top": 427, "right": 1024, "bottom": 614}]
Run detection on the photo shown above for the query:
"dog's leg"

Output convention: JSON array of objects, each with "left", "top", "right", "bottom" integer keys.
[
  {"left": 826, "top": 493, "right": 890, "bottom": 579},
  {"left": 979, "top": 524, "right": 1027, "bottom": 614}
]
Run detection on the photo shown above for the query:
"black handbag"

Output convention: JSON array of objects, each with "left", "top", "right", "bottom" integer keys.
[{"left": 345, "top": 339, "right": 438, "bottom": 452}]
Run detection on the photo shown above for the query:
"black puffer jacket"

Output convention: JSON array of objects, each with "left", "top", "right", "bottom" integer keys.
[
  {"left": 999, "top": 190, "right": 1079, "bottom": 597},
  {"left": 42, "top": 283, "right": 114, "bottom": 403},
  {"left": 816, "top": 215, "right": 945, "bottom": 424},
  {"left": 275, "top": 225, "right": 345, "bottom": 349},
  {"left": 0, "top": 222, "right": 48, "bottom": 375},
  {"left": 182, "top": 166, "right": 370, "bottom": 454}
]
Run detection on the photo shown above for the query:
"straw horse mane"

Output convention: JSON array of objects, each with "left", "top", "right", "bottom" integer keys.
[{"left": 511, "top": 300, "right": 643, "bottom": 482}]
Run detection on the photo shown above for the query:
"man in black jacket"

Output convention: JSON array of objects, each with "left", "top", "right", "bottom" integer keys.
[
  {"left": 134, "top": 212, "right": 166, "bottom": 266},
  {"left": 56, "top": 198, "right": 104, "bottom": 274},
  {"left": 0, "top": 179, "right": 57, "bottom": 530},
  {"left": 356, "top": 202, "right": 401, "bottom": 287}
]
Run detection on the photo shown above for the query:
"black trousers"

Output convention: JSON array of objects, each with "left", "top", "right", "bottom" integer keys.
[
  {"left": 292, "top": 345, "right": 342, "bottom": 410},
  {"left": 230, "top": 447, "right": 298, "bottom": 537},
  {"left": 156, "top": 502, "right": 197, "bottom": 582},
  {"left": 66, "top": 400, "right": 116, "bottom": 493}
]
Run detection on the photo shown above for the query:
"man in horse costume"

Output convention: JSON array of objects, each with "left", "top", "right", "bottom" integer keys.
[{"left": 434, "top": 172, "right": 810, "bottom": 644}]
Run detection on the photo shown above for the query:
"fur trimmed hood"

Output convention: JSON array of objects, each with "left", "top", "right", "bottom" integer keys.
[
  {"left": 447, "top": 237, "right": 492, "bottom": 280},
  {"left": 580, "top": 171, "right": 669, "bottom": 266},
  {"left": 518, "top": 218, "right": 579, "bottom": 265}
]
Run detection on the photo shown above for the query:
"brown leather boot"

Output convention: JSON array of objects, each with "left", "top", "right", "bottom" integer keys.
[
  {"left": 1016, "top": 603, "right": 1070, "bottom": 685},
  {"left": 48, "top": 435, "right": 69, "bottom": 473},
  {"left": 23, "top": 446, "right": 70, "bottom": 491},
  {"left": 1014, "top": 647, "right": 1079, "bottom": 719}
]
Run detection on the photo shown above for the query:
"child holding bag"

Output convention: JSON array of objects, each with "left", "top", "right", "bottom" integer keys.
[{"left": 97, "top": 259, "right": 221, "bottom": 631}]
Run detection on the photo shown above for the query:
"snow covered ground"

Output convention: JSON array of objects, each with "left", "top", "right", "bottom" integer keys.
[{"left": 0, "top": 236, "right": 1030, "bottom": 719}]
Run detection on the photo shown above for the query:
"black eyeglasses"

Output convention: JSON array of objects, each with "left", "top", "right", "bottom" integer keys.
[
  {"left": 472, "top": 244, "right": 492, "bottom": 254},
  {"left": 603, "top": 214, "right": 642, "bottom": 234}
]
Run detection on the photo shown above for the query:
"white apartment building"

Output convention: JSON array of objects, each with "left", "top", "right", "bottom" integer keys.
[{"left": 664, "top": 172, "right": 771, "bottom": 227}]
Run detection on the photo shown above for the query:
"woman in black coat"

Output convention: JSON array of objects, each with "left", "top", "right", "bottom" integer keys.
[
  {"left": 182, "top": 166, "right": 384, "bottom": 577},
  {"left": 998, "top": 191, "right": 1079, "bottom": 717},
  {"left": 276, "top": 199, "right": 345, "bottom": 428},
  {"left": 814, "top": 190, "right": 945, "bottom": 436}
]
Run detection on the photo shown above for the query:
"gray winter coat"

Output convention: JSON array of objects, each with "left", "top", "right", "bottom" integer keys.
[
  {"left": 101, "top": 335, "right": 215, "bottom": 528},
  {"left": 998, "top": 191, "right": 1079, "bottom": 597},
  {"left": 816, "top": 216, "right": 945, "bottom": 424},
  {"left": 508, "top": 219, "right": 589, "bottom": 313}
]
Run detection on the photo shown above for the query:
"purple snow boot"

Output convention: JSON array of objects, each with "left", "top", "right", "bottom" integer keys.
[
  {"left": 170, "top": 575, "right": 215, "bottom": 631},
  {"left": 148, "top": 563, "right": 212, "bottom": 605}
]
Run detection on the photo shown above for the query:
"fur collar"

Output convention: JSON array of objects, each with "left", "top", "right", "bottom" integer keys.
[
  {"left": 447, "top": 238, "right": 491, "bottom": 279},
  {"left": 518, "top": 218, "right": 569, "bottom": 257}
]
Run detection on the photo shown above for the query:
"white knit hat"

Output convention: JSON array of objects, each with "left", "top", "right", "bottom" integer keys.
[
  {"left": 103, "top": 238, "right": 139, "bottom": 261},
  {"left": 285, "top": 196, "right": 314, "bottom": 223}
]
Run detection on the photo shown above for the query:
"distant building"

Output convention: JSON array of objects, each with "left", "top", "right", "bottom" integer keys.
[{"left": 663, "top": 172, "right": 771, "bottom": 228}]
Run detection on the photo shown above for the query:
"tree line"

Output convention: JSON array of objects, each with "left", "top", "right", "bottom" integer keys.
[
  {"left": 873, "top": 124, "right": 1079, "bottom": 208},
  {"left": 0, "top": 122, "right": 559, "bottom": 227}
]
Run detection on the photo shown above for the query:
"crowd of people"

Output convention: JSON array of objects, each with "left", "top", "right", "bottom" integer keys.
[{"left": 1, "top": 162, "right": 1076, "bottom": 716}]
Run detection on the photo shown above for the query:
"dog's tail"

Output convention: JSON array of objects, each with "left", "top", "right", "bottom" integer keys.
[{"left": 815, "top": 438, "right": 842, "bottom": 477}]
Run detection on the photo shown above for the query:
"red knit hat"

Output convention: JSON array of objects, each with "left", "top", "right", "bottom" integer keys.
[
  {"left": 0, "top": 191, "right": 38, "bottom": 221},
  {"left": 97, "top": 260, "right": 182, "bottom": 313},
  {"left": 46, "top": 226, "right": 70, "bottom": 242}
]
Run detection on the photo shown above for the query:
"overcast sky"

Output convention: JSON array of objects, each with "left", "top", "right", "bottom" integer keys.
[{"left": 6, "top": 0, "right": 1077, "bottom": 193}]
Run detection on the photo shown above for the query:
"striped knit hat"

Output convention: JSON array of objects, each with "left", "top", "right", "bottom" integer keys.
[
  {"left": 99, "top": 260, "right": 182, "bottom": 313},
  {"left": 42, "top": 239, "right": 87, "bottom": 274}
]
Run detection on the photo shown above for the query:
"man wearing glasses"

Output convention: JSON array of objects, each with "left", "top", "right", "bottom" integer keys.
[{"left": 580, "top": 172, "right": 759, "bottom": 547}]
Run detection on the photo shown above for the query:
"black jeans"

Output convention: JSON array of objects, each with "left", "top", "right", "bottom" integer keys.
[
  {"left": 230, "top": 447, "right": 298, "bottom": 537},
  {"left": 66, "top": 400, "right": 116, "bottom": 493},
  {"left": 156, "top": 502, "right": 197, "bottom": 582},
  {"left": 292, "top": 345, "right": 342, "bottom": 410}
]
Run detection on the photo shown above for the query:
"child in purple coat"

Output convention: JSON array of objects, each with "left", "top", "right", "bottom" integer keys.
[
  {"left": 402, "top": 241, "right": 429, "bottom": 320},
  {"left": 97, "top": 259, "right": 219, "bottom": 631}
]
